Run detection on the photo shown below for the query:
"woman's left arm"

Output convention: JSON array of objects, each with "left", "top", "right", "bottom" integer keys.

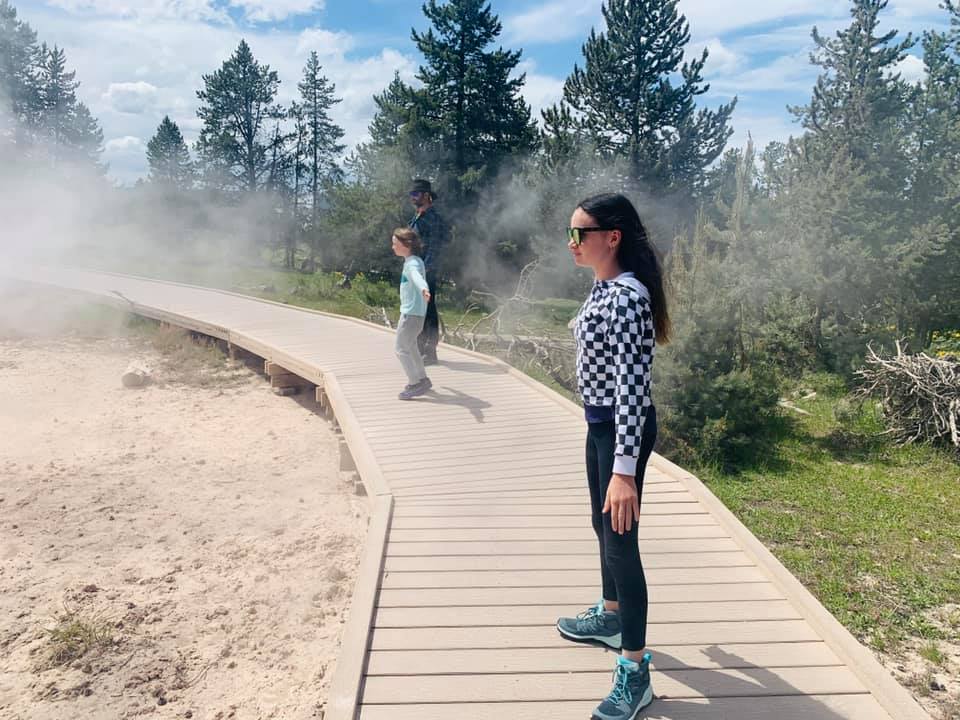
[{"left": 603, "top": 292, "right": 655, "bottom": 534}]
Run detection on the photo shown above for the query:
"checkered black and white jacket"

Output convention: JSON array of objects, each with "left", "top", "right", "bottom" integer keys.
[{"left": 574, "top": 272, "right": 655, "bottom": 476}]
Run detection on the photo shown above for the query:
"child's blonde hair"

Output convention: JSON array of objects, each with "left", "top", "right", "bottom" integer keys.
[{"left": 393, "top": 227, "right": 423, "bottom": 256}]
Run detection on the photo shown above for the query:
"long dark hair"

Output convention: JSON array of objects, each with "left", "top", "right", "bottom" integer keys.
[{"left": 578, "top": 193, "right": 672, "bottom": 344}]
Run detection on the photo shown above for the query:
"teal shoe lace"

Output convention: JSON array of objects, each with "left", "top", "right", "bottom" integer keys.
[
  {"left": 606, "top": 664, "right": 633, "bottom": 705},
  {"left": 576, "top": 602, "right": 606, "bottom": 632}
]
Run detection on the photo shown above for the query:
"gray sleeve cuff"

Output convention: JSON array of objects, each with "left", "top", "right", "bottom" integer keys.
[{"left": 613, "top": 454, "right": 638, "bottom": 477}]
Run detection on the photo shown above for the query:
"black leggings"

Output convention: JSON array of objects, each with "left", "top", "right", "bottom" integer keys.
[
  {"left": 417, "top": 270, "right": 439, "bottom": 355},
  {"left": 585, "top": 406, "right": 657, "bottom": 651}
]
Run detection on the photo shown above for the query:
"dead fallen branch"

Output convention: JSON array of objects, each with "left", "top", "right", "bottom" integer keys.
[
  {"left": 446, "top": 261, "right": 578, "bottom": 392},
  {"left": 856, "top": 342, "right": 960, "bottom": 453}
]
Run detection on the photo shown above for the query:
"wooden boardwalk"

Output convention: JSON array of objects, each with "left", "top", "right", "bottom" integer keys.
[{"left": 9, "top": 267, "right": 929, "bottom": 720}]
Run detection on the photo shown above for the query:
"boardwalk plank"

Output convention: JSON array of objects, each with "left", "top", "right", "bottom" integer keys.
[
  {"left": 361, "top": 666, "right": 866, "bottom": 704},
  {"left": 374, "top": 601, "right": 801, "bottom": 627},
  {"left": 387, "top": 514, "right": 716, "bottom": 529},
  {"left": 366, "top": 641, "right": 839, "bottom": 675},
  {"left": 385, "top": 538, "right": 741, "bottom": 556},
  {"left": 386, "top": 524, "right": 727, "bottom": 542},
  {"left": 369, "top": 619, "right": 822, "bottom": 650},
  {"left": 378, "top": 583, "right": 783, "bottom": 607},
  {"left": 382, "top": 553, "right": 759, "bottom": 574},
  {"left": 359, "top": 695, "right": 892, "bottom": 720}
]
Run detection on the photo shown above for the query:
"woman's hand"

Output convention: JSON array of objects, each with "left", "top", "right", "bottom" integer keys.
[
  {"left": 422, "top": 289, "right": 431, "bottom": 301},
  {"left": 603, "top": 473, "right": 640, "bottom": 534}
]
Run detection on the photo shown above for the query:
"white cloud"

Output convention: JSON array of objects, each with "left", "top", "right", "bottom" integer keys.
[
  {"left": 887, "top": 0, "right": 948, "bottom": 19},
  {"left": 102, "top": 81, "right": 158, "bottom": 114},
  {"left": 104, "top": 135, "right": 144, "bottom": 152},
  {"left": 687, "top": 38, "right": 743, "bottom": 77},
  {"left": 44, "top": 0, "right": 225, "bottom": 21},
  {"left": 514, "top": 60, "right": 564, "bottom": 121},
  {"left": 295, "top": 28, "right": 355, "bottom": 58},
  {"left": 709, "top": 50, "right": 818, "bottom": 94},
  {"left": 41, "top": 0, "right": 324, "bottom": 22},
  {"left": 504, "top": 0, "right": 600, "bottom": 45},
  {"left": 229, "top": 0, "right": 324, "bottom": 23},
  {"left": 679, "top": 0, "right": 840, "bottom": 40},
  {"left": 893, "top": 53, "right": 927, "bottom": 83},
  {"left": 727, "top": 112, "right": 803, "bottom": 153},
  {"left": 505, "top": 0, "right": 835, "bottom": 45}
]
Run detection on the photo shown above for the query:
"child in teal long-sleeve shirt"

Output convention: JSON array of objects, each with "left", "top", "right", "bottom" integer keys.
[{"left": 391, "top": 227, "right": 432, "bottom": 400}]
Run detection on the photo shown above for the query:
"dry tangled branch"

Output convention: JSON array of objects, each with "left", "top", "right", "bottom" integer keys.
[
  {"left": 446, "top": 261, "right": 578, "bottom": 392},
  {"left": 856, "top": 342, "right": 960, "bottom": 453}
]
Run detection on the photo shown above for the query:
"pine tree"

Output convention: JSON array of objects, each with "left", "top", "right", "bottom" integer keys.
[
  {"left": 562, "top": 0, "right": 735, "bottom": 196},
  {"left": 539, "top": 102, "right": 583, "bottom": 174},
  {"left": 411, "top": 0, "right": 537, "bottom": 198},
  {"left": 368, "top": 71, "right": 415, "bottom": 148},
  {"left": 297, "top": 50, "right": 345, "bottom": 243},
  {"left": 67, "top": 98, "right": 103, "bottom": 167},
  {"left": 0, "top": 0, "right": 40, "bottom": 138},
  {"left": 33, "top": 43, "right": 102, "bottom": 168},
  {"left": 146, "top": 115, "right": 193, "bottom": 188},
  {"left": 285, "top": 100, "right": 308, "bottom": 269},
  {"left": 778, "top": 0, "right": 918, "bottom": 361},
  {"left": 195, "top": 39, "right": 283, "bottom": 194},
  {"left": 791, "top": 0, "right": 914, "bottom": 163},
  {"left": 902, "top": 1, "right": 960, "bottom": 342},
  {"left": 38, "top": 45, "right": 75, "bottom": 144}
]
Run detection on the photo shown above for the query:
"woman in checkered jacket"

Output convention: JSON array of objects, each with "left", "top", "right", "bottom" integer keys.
[{"left": 555, "top": 193, "right": 671, "bottom": 720}]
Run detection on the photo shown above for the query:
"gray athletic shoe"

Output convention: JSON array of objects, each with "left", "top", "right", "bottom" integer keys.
[
  {"left": 591, "top": 653, "right": 654, "bottom": 720},
  {"left": 556, "top": 600, "right": 622, "bottom": 650},
  {"left": 398, "top": 377, "right": 431, "bottom": 400}
]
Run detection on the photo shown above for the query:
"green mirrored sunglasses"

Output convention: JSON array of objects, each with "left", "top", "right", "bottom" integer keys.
[{"left": 566, "top": 226, "right": 612, "bottom": 247}]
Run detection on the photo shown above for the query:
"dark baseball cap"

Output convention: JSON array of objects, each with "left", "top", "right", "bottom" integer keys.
[{"left": 409, "top": 178, "right": 433, "bottom": 195}]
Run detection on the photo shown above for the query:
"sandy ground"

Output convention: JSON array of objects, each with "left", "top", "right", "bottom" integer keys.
[
  {"left": 889, "top": 606, "right": 960, "bottom": 720},
  {"left": 0, "top": 318, "right": 367, "bottom": 719}
]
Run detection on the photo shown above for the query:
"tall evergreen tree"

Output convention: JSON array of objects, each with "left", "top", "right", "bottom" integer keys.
[
  {"left": 34, "top": 43, "right": 102, "bottom": 168},
  {"left": 368, "top": 71, "right": 415, "bottom": 148},
  {"left": 37, "top": 44, "right": 76, "bottom": 146},
  {"left": 195, "top": 39, "right": 283, "bottom": 194},
  {"left": 411, "top": 0, "right": 537, "bottom": 198},
  {"left": 562, "top": 0, "right": 735, "bottom": 196},
  {"left": 902, "top": 1, "right": 960, "bottom": 342},
  {"left": 285, "top": 100, "right": 308, "bottom": 268},
  {"left": 0, "top": 0, "right": 40, "bottom": 138},
  {"left": 791, "top": 0, "right": 914, "bottom": 162},
  {"left": 146, "top": 115, "right": 193, "bottom": 188},
  {"left": 539, "top": 102, "right": 583, "bottom": 174},
  {"left": 775, "top": 0, "right": 918, "bottom": 361},
  {"left": 297, "top": 50, "right": 345, "bottom": 240}
]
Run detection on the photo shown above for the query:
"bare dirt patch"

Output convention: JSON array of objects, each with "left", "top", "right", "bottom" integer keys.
[
  {"left": 884, "top": 604, "right": 960, "bottom": 720},
  {"left": 0, "top": 318, "right": 367, "bottom": 719}
]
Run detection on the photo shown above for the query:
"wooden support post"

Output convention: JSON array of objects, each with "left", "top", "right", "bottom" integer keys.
[
  {"left": 270, "top": 373, "right": 303, "bottom": 389},
  {"left": 339, "top": 440, "right": 356, "bottom": 472},
  {"left": 265, "top": 361, "right": 297, "bottom": 377}
]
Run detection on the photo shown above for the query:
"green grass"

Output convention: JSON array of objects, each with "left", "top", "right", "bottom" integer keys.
[
  {"left": 44, "top": 610, "right": 114, "bottom": 666},
  {"left": 696, "top": 373, "right": 960, "bottom": 652},
  {"left": 919, "top": 641, "right": 947, "bottom": 666},
  {"left": 931, "top": 328, "right": 960, "bottom": 359}
]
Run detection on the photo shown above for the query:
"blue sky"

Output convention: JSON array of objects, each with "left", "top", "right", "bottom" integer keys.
[{"left": 12, "top": 0, "right": 950, "bottom": 184}]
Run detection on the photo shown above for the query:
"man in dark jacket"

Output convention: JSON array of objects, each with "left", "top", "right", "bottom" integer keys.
[{"left": 408, "top": 179, "right": 447, "bottom": 365}]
